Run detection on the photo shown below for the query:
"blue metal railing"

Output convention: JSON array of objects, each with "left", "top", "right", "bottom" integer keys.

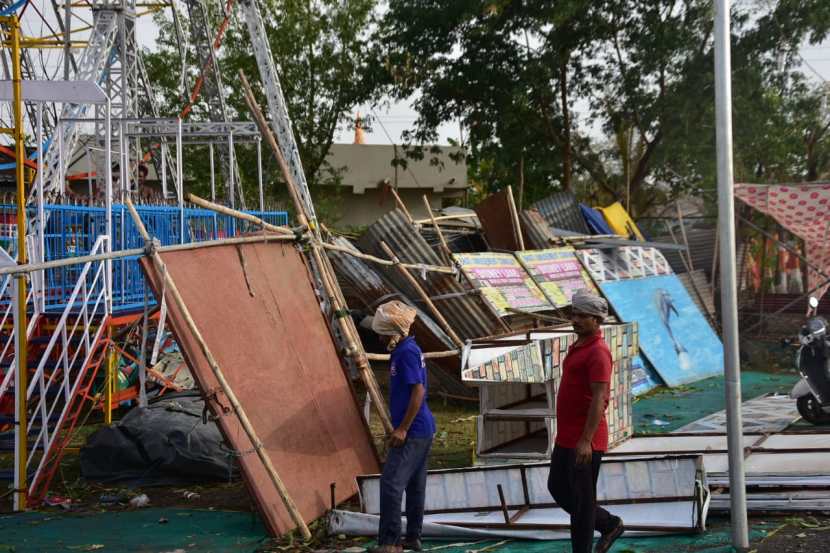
[{"left": 0, "top": 204, "right": 289, "bottom": 312}]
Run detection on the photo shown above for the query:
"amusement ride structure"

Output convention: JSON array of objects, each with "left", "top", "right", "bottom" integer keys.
[{"left": 0, "top": 0, "right": 315, "bottom": 510}]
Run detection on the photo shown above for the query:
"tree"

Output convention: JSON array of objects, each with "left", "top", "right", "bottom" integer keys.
[
  {"left": 376, "top": 0, "right": 830, "bottom": 216},
  {"left": 143, "top": 0, "right": 381, "bottom": 221}
]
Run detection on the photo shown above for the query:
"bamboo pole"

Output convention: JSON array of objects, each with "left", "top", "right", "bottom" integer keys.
[
  {"left": 124, "top": 198, "right": 311, "bottom": 540},
  {"left": 320, "top": 242, "right": 455, "bottom": 275},
  {"left": 676, "top": 202, "right": 695, "bottom": 272},
  {"left": 236, "top": 74, "right": 393, "bottom": 435},
  {"left": 413, "top": 213, "right": 478, "bottom": 224},
  {"left": 380, "top": 241, "right": 465, "bottom": 349},
  {"left": 0, "top": 234, "right": 297, "bottom": 277},
  {"left": 506, "top": 185, "right": 525, "bottom": 251},
  {"left": 422, "top": 195, "right": 453, "bottom": 265},
  {"left": 186, "top": 193, "right": 295, "bottom": 236},
  {"left": 366, "top": 350, "right": 460, "bottom": 361},
  {"left": 238, "top": 70, "right": 309, "bottom": 230},
  {"left": 388, "top": 185, "right": 415, "bottom": 226}
]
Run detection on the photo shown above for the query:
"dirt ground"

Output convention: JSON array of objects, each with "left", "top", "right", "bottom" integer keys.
[{"left": 752, "top": 516, "right": 830, "bottom": 553}]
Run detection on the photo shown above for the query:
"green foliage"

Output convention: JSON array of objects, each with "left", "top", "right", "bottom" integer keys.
[
  {"left": 143, "top": 0, "right": 381, "bottom": 224},
  {"left": 376, "top": 0, "right": 830, "bottom": 216}
]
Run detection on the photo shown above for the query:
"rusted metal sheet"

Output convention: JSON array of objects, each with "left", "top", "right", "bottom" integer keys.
[
  {"left": 532, "top": 191, "right": 590, "bottom": 235},
  {"left": 357, "top": 209, "right": 502, "bottom": 340},
  {"left": 140, "top": 241, "right": 380, "bottom": 536},
  {"left": 474, "top": 189, "right": 521, "bottom": 251}
]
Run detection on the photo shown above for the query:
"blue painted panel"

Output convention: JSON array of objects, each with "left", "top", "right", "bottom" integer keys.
[
  {"left": 630, "top": 354, "right": 662, "bottom": 396},
  {"left": 600, "top": 274, "right": 723, "bottom": 387}
]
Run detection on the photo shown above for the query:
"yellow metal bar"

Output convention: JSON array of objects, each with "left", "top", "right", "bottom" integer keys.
[
  {"left": 1, "top": 39, "right": 89, "bottom": 48},
  {"left": 32, "top": 24, "right": 92, "bottom": 42},
  {"left": 9, "top": 14, "right": 28, "bottom": 512},
  {"left": 0, "top": 127, "right": 13, "bottom": 134},
  {"left": 104, "top": 343, "right": 114, "bottom": 425}
]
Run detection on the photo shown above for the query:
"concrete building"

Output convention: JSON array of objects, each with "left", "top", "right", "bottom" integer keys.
[{"left": 324, "top": 143, "right": 469, "bottom": 227}]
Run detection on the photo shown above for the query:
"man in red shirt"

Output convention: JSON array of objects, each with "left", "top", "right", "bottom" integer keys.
[{"left": 548, "top": 290, "right": 624, "bottom": 553}]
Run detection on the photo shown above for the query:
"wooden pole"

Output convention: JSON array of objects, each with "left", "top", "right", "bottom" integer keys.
[
  {"left": 186, "top": 193, "right": 295, "bottom": 236},
  {"left": 413, "top": 213, "right": 478, "bottom": 224},
  {"left": 422, "top": 194, "right": 453, "bottom": 265},
  {"left": 238, "top": 70, "right": 309, "bottom": 230},
  {"left": 517, "top": 154, "right": 524, "bottom": 212},
  {"left": 366, "top": 350, "right": 460, "bottom": 361},
  {"left": 380, "top": 241, "right": 465, "bottom": 349},
  {"left": 675, "top": 202, "right": 695, "bottom": 272},
  {"left": 236, "top": 74, "right": 393, "bottom": 435},
  {"left": 388, "top": 185, "right": 415, "bottom": 225},
  {"left": 506, "top": 185, "right": 525, "bottom": 250},
  {"left": 321, "top": 241, "right": 454, "bottom": 275},
  {"left": 124, "top": 198, "right": 312, "bottom": 540}
]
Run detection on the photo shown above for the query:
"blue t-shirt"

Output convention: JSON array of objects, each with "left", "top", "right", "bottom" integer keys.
[{"left": 389, "top": 337, "right": 436, "bottom": 438}]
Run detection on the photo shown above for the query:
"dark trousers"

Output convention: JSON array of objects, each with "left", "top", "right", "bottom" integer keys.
[
  {"left": 548, "top": 444, "right": 616, "bottom": 553},
  {"left": 378, "top": 436, "right": 432, "bottom": 545}
]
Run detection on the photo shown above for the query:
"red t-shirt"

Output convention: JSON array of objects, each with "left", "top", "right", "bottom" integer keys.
[{"left": 555, "top": 332, "right": 613, "bottom": 451}]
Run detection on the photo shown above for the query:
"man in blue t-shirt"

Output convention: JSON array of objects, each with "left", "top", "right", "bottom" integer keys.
[{"left": 369, "top": 301, "right": 436, "bottom": 553}]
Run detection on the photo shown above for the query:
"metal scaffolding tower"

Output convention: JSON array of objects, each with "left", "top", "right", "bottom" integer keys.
[{"left": 184, "top": 0, "right": 245, "bottom": 208}]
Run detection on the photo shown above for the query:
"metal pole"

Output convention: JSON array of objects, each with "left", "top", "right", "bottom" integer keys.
[
  {"left": 161, "top": 142, "right": 168, "bottom": 198},
  {"left": 63, "top": 0, "right": 71, "bottom": 80},
  {"left": 119, "top": 119, "right": 126, "bottom": 202},
  {"left": 714, "top": 0, "right": 749, "bottom": 549},
  {"left": 228, "top": 132, "right": 235, "bottom": 210},
  {"left": 57, "top": 121, "right": 63, "bottom": 196},
  {"left": 8, "top": 14, "right": 28, "bottom": 512},
  {"left": 37, "top": 103, "right": 45, "bottom": 313},
  {"left": 257, "top": 138, "right": 264, "bottom": 212},
  {"left": 124, "top": 122, "right": 131, "bottom": 196},
  {"left": 209, "top": 143, "right": 215, "bottom": 202},
  {"left": 177, "top": 117, "right": 184, "bottom": 244},
  {"left": 105, "top": 100, "right": 113, "bottom": 312},
  {"left": 85, "top": 148, "right": 93, "bottom": 204}
]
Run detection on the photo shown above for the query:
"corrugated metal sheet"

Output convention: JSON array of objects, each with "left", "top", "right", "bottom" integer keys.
[
  {"left": 326, "top": 237, "right": 475, "bottom": 397},
  {"left": 520, "top": 209, "right": 554, "bottom": 250},
  {"left": 326, "top": 236, "right": 455, "bottom": 352},
  {"left": 357, "top": 209, "right": 503, "bottom": 340},
  {"left": 654, "top": 226, "right": 717, "bottom": 276},
  {"left": 532, "top": 191, "right": 591, "bottom": 235},
  {"left": 474, "top": 189, "right": 521, "bottom": 250},
  {"left": 677, "top": 269, "right": 717, "bottom": 324}
]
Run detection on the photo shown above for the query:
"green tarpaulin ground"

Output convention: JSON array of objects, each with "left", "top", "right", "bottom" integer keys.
[
  {"left": 408, "top": 518, "right": 769, "bottom": 553},
  {"left": 0, "top": 508, "right": 267, "bottom": 552},
  {"left": 633, "top": 370, "right": 799, "bottom": 433},
  {"left": 1, "top": 371, "right": 799, "bottom": 552}
]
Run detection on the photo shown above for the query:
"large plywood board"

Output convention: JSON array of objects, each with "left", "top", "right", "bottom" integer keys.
[
  {"left": 141, "top": 241, "right": 379, "bottom": 536},
  {"left": 600, "top": 274, "right": 723, "bottom": 387}
]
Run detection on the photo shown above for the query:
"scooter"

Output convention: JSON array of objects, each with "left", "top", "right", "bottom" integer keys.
[{"left": 789, "top": 297, "right": 830, "bottom": 424}]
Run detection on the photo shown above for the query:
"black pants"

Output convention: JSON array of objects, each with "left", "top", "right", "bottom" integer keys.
[{"left": 547, "top": 444, "right": 616, "bottom": 553}]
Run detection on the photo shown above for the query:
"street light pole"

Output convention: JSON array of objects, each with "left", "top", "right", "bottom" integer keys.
[{"left": 714, "top": 0, "right": 749, "bottom": 549}]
